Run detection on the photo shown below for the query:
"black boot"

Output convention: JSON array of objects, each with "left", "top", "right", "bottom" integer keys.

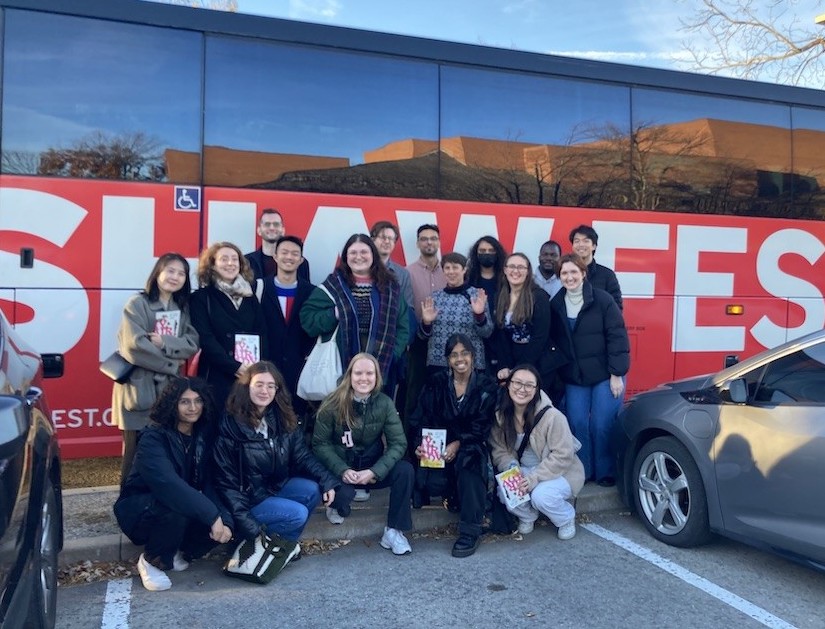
[{"left": 451, "top": 534, "right": 480, "bottom": 558}]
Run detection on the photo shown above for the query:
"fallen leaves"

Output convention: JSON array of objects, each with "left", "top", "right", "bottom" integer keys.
[{"left": 58, "top": 560, "right": 135, "bottom": 586}]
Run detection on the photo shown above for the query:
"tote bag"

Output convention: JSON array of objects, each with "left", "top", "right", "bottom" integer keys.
[
  {"left": 297, "top": 326, "right": 342, "bottom": 401},
  {"left": 222, "top": 532, "right": 300, "bottom": 585}
]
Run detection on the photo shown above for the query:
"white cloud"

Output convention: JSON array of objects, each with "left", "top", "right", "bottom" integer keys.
[
  {"left": 288, "top": 0, "right": 341, "bottom": 20},
  {"left": 548, "top": 49, "right": 693, "bottom": 64}
]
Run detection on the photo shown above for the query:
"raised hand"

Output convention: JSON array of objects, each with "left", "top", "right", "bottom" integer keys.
[
  {"left": 421, "top": 297, "right": 438, "bottom": 324},
  {"left": 470, "top": 289, "right": 487, "bottom": 315}
]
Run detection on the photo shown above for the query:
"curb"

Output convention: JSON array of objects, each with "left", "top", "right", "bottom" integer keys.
[{"left": 58, "top": 484, "right": 623, "bottom": 568}]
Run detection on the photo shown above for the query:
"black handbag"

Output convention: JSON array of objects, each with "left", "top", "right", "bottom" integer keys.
[
  {"left": 223, "top": 532, "right": 300, "bottom": 584},
  {"left": 99, "top": 351, "right": 135, "bottom": 383}
]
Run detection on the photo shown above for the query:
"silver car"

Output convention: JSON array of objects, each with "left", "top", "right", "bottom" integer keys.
[{"left": 616, "top": 329, "right": 825, "bottom": 570}]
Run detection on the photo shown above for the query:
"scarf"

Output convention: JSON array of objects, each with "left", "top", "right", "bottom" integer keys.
[{"left": 215, "top": 276, "right": 253, "bottom": 309}]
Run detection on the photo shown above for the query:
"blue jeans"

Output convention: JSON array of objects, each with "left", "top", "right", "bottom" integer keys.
[
  {"left": 564, "top": 379, "right": 622, "bottom": 481},
  {"left": 250, "top": 477, "right": 321, "bottom": 541}
]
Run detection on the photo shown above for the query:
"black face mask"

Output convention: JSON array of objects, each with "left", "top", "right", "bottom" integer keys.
[{"left": 477, "top": 253, "right": 497, "bottom": 268}]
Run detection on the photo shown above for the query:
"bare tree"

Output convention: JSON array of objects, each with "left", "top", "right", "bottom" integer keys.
[
  {"left": 1, "top": 150, "right": 41, "bottom": 175},
  {"left": 680, "top": 0, "right": 825, "bottom": 86}
]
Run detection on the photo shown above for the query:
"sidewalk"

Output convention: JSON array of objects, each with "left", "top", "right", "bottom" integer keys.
[{"left": 59, "top": 483, "right": 624, "bottom": 567}]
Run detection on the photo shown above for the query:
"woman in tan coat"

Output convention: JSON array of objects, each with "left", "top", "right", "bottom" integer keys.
[{"left": 489, "top": 364, "right": 584, "bottom": 540}]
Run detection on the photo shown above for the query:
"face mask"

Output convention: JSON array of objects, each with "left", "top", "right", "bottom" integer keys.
[{"left": 477, "top": 253, "right": 497, "bottom": 268}]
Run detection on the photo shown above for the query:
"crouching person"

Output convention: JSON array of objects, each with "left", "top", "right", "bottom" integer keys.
[
  {"left": 213, "top": 362, "right": 338, "bottom": 559},
  {"left": 490, "top": 365, "right": 584, "bottom": 540},
  {"left": 114, "top": 377, "right": 233, "bottom": 592}
]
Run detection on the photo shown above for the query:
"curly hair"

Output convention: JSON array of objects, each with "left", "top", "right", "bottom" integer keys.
[
  {"left": 496, "top": 253, "right": 537, "bottom": 326},
  {"left": 465, "top": 236, "right": 507, "bottom": 287},
  {"left": 196, "top": 242, "right": 253, "bottom": 288},
  {"left": 143, "top": 253, "right": 192, "bottom": 309},
  {"left": 496, "top": 364, "right": 543, "bottom": 450},
  {"left": 149, "top": 376, "right": 217, "bottom": 435},
  {"left": 226, "top": 361, "right": 298, "bottom": 432},
  {"left": 336, "top": 234, "right": 394, "bottom": 290},
  {"left": 317, "top": 353, "right": 383, "bottom": 430}
]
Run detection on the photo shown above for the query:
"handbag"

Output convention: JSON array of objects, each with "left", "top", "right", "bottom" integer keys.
[
  {"left": 296, "top": 285, "right": 343, "bottom": 401},
  {"left": 99, "top": 351, "right": 135, "bottom": 383},
  {"left": 222, "top": 532, "right": 300, "bottom": 584}
]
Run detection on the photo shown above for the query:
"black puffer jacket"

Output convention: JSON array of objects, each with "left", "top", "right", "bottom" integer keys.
[
  {"left": 550, "top": 282, "right": 630, "bottom": 386},
  {"left": 213, "top": 409, "right": 339, "bottom": 540}
]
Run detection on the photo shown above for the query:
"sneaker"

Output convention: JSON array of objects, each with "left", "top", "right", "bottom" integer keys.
[
  {"left": 451, "top": 534, "right": 480, "bottom": 558},
  {"left": 171, "top": 551, "right": 189, "bottom": 572},
  {"left": 380, "top": 527, "right": 412, "bottom": 555},
  {"left": 517, "top": 519, "right": 535, "bottom": 535},
  {"left": 137, "top": 553, "right": 172, "bottom": 591},
  {"left": 326, "top": 506, "right": 345, "bottom": 525},
  {"left": 558, "top": 520, "right": 576, "bottom": 540},
  {"left": 354, "top": 489, "right": 371, "bottom": 502}
]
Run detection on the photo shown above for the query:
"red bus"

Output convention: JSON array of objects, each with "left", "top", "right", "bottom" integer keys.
[{"left": 2, "top": 0, "right": 824, "bottom": 457}]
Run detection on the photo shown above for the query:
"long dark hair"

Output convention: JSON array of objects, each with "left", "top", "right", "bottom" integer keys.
[
  {"left": 149, "top": 376, "right": 216, "bottom": 435},
  {"left": 144, "top": 253, "right": 192, "bottom": 309},
  {"left": 444, "top": 332, "right": 475, "bottom": 364},
  {"left": 497, "top": 364, "right": 543, "bottom": 450},
  {"left": 465, "top": 236, "right": 507, "bottom": 286},
  {"left": 336, "top": 233, "right": 394, "bottom": 290},
  {"left": 226, "top": 361, "right": 298, "bottom": 432}
]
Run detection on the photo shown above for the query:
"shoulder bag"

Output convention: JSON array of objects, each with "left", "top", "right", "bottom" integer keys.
[
  {"left": 99, "top": 351, "right": 135, "bottom": 383},
  {"left": 296, "top": 285, "right": 343, "bottom": 401},
  {"left": 223, "top": 531, "right": 300, "bottom": 584}
]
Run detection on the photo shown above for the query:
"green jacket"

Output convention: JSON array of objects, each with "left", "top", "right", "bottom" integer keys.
[{"left": 312, "top": 392, "right": 407, "bottom": 481}]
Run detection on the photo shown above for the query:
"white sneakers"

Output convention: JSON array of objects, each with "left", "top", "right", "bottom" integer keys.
[
  {"left": 137, "top": 553, "right": 172, "bottom": 591},
  {"left": 557, "top": 520, "right": 576, "bottom": 540},
  {"left": 326, "top": 506, "right": 345, "bottom": 525},
  {"left": 380, "top": 527, "right": 411, "bottom": 555},
  {"left": 517, "top": 519, "right": 535, "bottom": 535},
  {"left": 353, "top": 489, "right": 371, "bottom": 502},
  {"left": 171, "top": 551, "right": 189, "bottom": 572}
]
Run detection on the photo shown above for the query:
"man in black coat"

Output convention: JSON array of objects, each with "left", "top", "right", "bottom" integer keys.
[
  {"left": 260, "top": 236, "right": 315, "bottom": 416},
  {"left": 569, "top": 224, "right": 623, "bottom": 310},
  {"left": 245, "top": 208, "right": 310, "bottom": 281}
]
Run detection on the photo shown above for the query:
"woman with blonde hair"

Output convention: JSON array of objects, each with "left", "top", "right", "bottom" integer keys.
[
  {"left": 189, "top": 242, "right": 267, "bottom": 409},
  {"left": 312, "top": 353, "right": 414, "bottom": 555}
]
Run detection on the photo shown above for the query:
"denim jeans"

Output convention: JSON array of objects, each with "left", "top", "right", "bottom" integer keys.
[
  {"left": 250, "top": 477, "right": 321, "bottom": 541},
  {"left": 564, "top": 378, "right": 622, "bottom": 481}
]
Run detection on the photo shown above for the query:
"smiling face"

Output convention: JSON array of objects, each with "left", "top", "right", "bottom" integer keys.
[
  {"left": 503, "top": 254, "right": 530, "bottom": 288},
  {"left": 447, "top": 342, "right": 473, "bottom": 377},
  {"left": 176, "top": 388, "right": 203, "bottom": 434},
  {"left": 560, "top": 260, "right": 586, "bottom": 291},
  {"left": 572, "top": 232, "right": 596, "bottom": 265},
  {"left": 416, "top": 229, "right": 440, "bottom": 257},
  {"left": 373, "top": 227, "right": 398, "bottom": 258},
  {"left": 213, "top": 246, "right": 240, "bottom": 283},
  {"left": 257, "top": 212, "right": 284, "bottom": 244},
  {"left": 249, "top": 372, "right": 278, "bottom": 412},
  {"left": 346, "top": 241, "right": 374, "bottom": 276},
  {"left": 350, "top": 357, "right": 377, "bottom": 396},
  {"left": 538, "top": 243, "right": 561, "bottom": 276},
  {"left": 157, "top": 260, "right": 187, "bottom": 298},
  {"left": 275, "top": 240, "right": 303, "bottom": 274},
  {"left": 508, "top": 369, "right": 538, "bottom": 407},
  {"left": 442, "top": 261, "right": 466, "bottom": 288}
]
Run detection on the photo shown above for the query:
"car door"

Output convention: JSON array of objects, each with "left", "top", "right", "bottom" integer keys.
[{"left": 714, "top": 341, "right": 825, "bottom": 563}]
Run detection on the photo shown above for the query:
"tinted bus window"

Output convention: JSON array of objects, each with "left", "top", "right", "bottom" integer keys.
[
  {"left": 790, "top": 106, "right": 825, "bottom": 220},
  {"left": 631, "top": 88, "right": 793, "bottom": 218},
  {"left": 440, "top": 65, "right": 631, "bottom": 207},
  {"left": 1, "top": 10, "right": 202, "bottom": 183},
  {"left": 204, "top": 36, "right": 438, "bottom": 195}
]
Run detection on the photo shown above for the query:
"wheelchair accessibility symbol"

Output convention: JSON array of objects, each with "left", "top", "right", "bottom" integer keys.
[{"left": 174, "top": 186, "right": 201, "bottom": 212}]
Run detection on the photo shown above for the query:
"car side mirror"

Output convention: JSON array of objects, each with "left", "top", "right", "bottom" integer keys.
[
  {"left": 41, "top": 353, "right": 64, "bottom": 378},
  {"left": 728, "top": 378, "right": 748, "bottom": 404},
  {"left": 724, "top": 355, "right": 739, "bottom": 368}
]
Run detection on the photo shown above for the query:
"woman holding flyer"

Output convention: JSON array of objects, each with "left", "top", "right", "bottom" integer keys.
[
  {"left": 489, "top": 365, "right": 584, "bottom": 540},
  {"left": 408, "top": 333, "right": 498, "bottom": 558},
  {"left": 190, "top": 242, "right": 267, "bottom": 410},
  {"left": 112, "top": 253, "right": 199, "bottom": 482}
]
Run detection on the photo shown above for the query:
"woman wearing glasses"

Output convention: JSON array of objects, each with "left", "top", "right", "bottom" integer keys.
[
  {"left": 408, "top": 334, "right": 498, "bottom": 557},
  {"left": 490, "top": 365, "right": 584, "bottom": 540},
  {"left": 490, "top": 253, "right": 564, "bottom": 404},
  {"left": 114, "top": 377, "right": 233, "bottom": 591},
  {"left": 213, "top": 362, "right": 339, "bottom": 551},
  {"left": 550, "top": 254, "right": 629, "bottom": 487}
]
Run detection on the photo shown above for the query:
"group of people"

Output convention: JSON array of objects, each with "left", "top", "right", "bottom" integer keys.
[{"left": 110, "top": 208, "right": 630, "bottom": 591}]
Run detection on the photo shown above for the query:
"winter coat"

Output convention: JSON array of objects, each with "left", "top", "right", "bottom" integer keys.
[
  {"left": 408, "top": 370, "right": 498, "bottom": 477},
  {"left": 489, "top": 391, "right": 585, "bottom": 495},
  {"left": 189, "top": 284, "right": 267, "bottom": 407},
  {"left": 587, "top": 259, "right": 623, "bottom": 310},
  {"left": 312, "top": 392, "right": 406, "bottom": 482},
  {"left": 112, "top": 294, "right": 199, "bottom": 431},
  {"left": 213, "top": 409, "right": 339, "bottom": 541},
  {"left": 114, "top": 423, "right": 231, "bottom": 540},
  {"left": 245, "top": 247, "right": 310, "bottom": 282},
  {"left": 550, "top": 282, "right": 630, "bottom": 386}
]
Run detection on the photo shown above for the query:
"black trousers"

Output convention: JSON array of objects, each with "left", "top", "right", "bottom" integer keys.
[
  {"left": 129, "top": 500, "right": 218, "bottom": 571},
  {"left": 332, "top": 459, "right": 414, "bottom": 531},
  {"left": 416, "top": 460, "right": 486, "bottom": 537}
]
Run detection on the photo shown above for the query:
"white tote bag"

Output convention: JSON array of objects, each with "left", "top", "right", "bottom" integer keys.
[{"left": 297, "top": 286, "right": 343, "bottom": 401}]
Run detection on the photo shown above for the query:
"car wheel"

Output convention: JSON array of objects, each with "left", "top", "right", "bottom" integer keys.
[
  {"left": 633, "top": 436, "right": 711, "bottom": 548},
  {"left": 30, "top": 477, "right": 59, "bottom": 628}
]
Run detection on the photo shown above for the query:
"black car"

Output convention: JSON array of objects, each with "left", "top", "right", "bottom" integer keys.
[{"left": 0, "top": 311, "right": 64, "bottom": 628}]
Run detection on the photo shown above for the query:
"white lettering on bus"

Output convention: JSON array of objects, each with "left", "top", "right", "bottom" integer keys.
[
  {"left": 52, "top": 407, "right": 114, "bottom": 429},
  {"left": 595, "top": 221, "right": 670, "bottom": 299}
]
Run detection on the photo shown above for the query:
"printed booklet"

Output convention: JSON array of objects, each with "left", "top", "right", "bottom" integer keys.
[
  {"left": 419, "top": 428, "right": 447, "bottom": 469},
  {"left": 154, "top": 310, "right": 180, "bottom": 336},
  {"left": 495, "top": 466, "right": 531, "bottom": 509},
  {"left": 234, "top": 334, "right": 260, "bottom": 364}
]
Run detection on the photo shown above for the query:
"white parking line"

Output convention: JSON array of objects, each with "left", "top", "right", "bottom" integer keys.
[
  {"left": 582, "top": 523, "right": 798, "bottom": 629},
  {"left": 101, "top": 578, "right": 132, "bottom": 629}
]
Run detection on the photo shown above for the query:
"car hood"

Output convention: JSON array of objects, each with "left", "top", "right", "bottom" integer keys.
[{"left": 629, "top": 373, "right": 714, "bottom": 399}]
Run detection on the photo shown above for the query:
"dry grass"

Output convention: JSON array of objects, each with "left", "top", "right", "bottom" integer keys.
[{"left": 61, "top": 456, "right": 121, "bottom": 489}]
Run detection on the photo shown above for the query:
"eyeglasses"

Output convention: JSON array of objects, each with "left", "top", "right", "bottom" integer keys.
[
  {"left": 375, "top": 234, "right": 397, "bottom": 242},
  {"left": 252, "top": 383, "right": 278, "bottom": 392},
  {"left": 418, "top": 236, "right": 440, "bottom": 242},
  {"left": 448, "top": 350, "right": 472, "bottom": 360},
  {"left": 178, "top": 398, "right": 204, "bottom": 407},
  {"left": 509, "top": 380, "right": 537, "bottom": 392},
  {"left": 505, "top": 264, "right": 528, "bottom": 272}
]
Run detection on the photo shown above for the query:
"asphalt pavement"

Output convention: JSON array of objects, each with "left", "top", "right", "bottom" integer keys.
[{"left": 59, "top": 483, "right": 623, "bottom": 567}]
